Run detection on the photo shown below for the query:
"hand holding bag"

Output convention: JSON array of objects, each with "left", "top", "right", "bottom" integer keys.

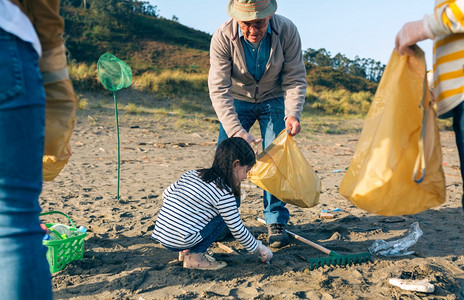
[{"left": 339, "top": 46, "right": 446, "bottom": 216}]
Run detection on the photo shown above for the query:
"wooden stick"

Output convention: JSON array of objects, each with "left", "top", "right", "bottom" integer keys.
[
  {"left": 217, "top": 242, "right": 240, "bottom": 255},
  {"left": 286, "top": 229, "right": 332, "bottom": 255},
  {"left": 257, "top": 218, "right": 332, "bottom": 255}
]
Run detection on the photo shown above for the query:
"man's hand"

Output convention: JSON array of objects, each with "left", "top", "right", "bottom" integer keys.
[
  {"left": 233, "top": 129, "right": 263, "bottom": 145},
  {"left": 395, "top": 19, "right": 434, "bottom": 56},
  {"left": 285, "top": 116, "right": 301, "bottom": 136}
]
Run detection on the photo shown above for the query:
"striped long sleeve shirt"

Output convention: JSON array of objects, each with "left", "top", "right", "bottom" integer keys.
[
  {"left": 152, "top": 170, "right": 258, "bottom": 253},
  {"left": 424, "top": 0, "right": 464, "bottom": 115}
]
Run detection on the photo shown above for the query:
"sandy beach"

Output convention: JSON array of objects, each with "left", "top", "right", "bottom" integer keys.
[{"left": 40, "top": 90, "right": 464, "bottom": 299}]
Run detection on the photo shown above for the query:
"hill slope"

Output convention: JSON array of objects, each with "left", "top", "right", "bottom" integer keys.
[{"left": 61, "top": 1, "right": 211, "bottom": 73}]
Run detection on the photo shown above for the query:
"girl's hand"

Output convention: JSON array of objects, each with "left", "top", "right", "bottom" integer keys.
[{"left": 254, "top": 240, "right": 273, "bottom": 262}]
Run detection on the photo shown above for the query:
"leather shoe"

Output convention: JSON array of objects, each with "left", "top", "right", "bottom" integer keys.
[{"left": 267, "top": 223, "right": 289, "bottom": 248}]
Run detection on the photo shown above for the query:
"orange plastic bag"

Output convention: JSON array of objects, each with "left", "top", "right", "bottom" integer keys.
[
  {"left": 339, "top": 47, "right": 446, "bottom": 216},
  {"left": 247, "top": 129, "right": 321, "bottom": 208},
  {"left": 42, "top": 78, "right": 77, "bottom": 181},
  {"left": 40, "top": 46, "right": 77, "bottom": 181}
]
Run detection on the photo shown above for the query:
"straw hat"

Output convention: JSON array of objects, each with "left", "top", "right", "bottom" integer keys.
[{"left": 227, "top": 0, "right": 277, "bottom": 21}]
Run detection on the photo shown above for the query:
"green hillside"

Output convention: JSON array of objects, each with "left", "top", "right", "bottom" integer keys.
[{"left": 62, "top": 0, "right": 211, "bottom": 73}]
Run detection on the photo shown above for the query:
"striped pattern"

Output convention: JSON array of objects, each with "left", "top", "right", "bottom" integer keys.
[
  {"left": 429, "top": 0, "right": 464, "bottom": 115},
  {"left": 152, "top": 170, "right": 258, "bottom": 252},
  {"left": 233, "top": 0, "right": 270, "bottom": 13}
]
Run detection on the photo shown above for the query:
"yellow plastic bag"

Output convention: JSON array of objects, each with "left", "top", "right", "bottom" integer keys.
[
  {"left": 339, "top": 47, "right": 446, "bottom": 216},
  {"left": 42, "top": 78, "right": 77, "bottom": 181},
  {"left": 247, "top": 129, "right": 321, "bottom": 208}
]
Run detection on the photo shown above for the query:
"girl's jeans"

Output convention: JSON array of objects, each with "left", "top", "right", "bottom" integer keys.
[
  {"left": 165, "top": 215, "right": 226, "bottom": 253},
  {"left": 217, "top": 97, "right": 289, "bottom": 225},
  {"left": 164, "top": 198, "right": 240, "bottom": 253},
  {"left": 0, "top": 28, "right": 52, "bottom": 299}
]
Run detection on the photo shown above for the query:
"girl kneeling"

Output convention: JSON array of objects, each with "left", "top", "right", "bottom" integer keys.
[{"left": 152, "top": 137, "right": 272, "bottom": 270}]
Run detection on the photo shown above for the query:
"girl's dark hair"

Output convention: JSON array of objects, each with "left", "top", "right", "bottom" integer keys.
[{"left": 198, "top": 137, "right": 256, "bottom": 198}]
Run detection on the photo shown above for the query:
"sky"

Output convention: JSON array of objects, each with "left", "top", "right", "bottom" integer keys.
[{"left": 149, "top": 0, "right": 434, "bottom": 67}]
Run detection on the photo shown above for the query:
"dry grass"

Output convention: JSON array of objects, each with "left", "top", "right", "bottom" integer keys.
[
  {"left": 69, "top": 62, "right": 452, "bottom": 136},
  {"left": 306, "top": 86, "right": 373, "bottom": 116},
  {"left": 132, "top": 70, "right": 208, "bottom": 95},
  {"left": 68, "top": 63, "right": 100, "bottom": 90}
]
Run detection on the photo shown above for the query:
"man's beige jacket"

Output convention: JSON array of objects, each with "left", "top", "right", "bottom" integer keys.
[{"left": 208, "top": 14, "right": 307, "bottom": 136}]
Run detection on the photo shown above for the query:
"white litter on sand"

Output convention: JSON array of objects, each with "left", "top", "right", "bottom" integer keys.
[{"left": 388, "top": 278, "right": 435, "bottom": 293}]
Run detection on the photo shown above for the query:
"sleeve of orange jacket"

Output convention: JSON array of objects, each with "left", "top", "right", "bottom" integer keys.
[{"left": 11, "top": 0, "right": 78, "bottom": 181}]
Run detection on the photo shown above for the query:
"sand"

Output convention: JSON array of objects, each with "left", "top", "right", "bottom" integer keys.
[{"left": 40, "top": 91, "right": 464, "bottom": 299}]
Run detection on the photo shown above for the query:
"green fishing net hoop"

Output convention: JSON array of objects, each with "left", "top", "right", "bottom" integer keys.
[
  {"left": 97, "top": 53, "right": 132, "bottom": 92},
  {"left": 97, "top": 53, "right": 133, "bottom": 200}
]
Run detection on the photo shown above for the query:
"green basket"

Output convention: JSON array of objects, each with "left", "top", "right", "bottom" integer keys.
[{"left": 39, "top": 211, "right": 86, "bottom": 273}]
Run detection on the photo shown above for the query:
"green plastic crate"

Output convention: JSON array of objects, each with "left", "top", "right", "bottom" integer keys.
[{"left": 39, "top": 211, "right": 86, "bottom": 273}]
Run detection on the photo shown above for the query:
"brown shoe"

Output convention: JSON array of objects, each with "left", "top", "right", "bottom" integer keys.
[
  {"left": 267, "top": 223, "right": 290, "bottom": 248},
  {"left": 183, "top": 252, "right": 227, "bottom": 270}
]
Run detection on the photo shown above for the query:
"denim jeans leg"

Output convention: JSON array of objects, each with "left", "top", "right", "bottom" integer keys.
[
  {"left": 217, "top": 123, "right": 229, "bottom": 145},
  {"left": 452, "top": 102, "right": 464, "bottom": 194},
  {"left": 189, "top": 215, "right": 226, "bottom": 253},
  {"left": 0, "top": 30, "right": 52, "bottom": 299},
  {"left": 257, "top": 97, "right": 288, "bottom": 225},
  {"left": 217, "top": 99, "right": 258, "bottom": 145}
]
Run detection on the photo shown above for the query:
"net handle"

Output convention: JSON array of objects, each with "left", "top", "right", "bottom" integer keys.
[{"left": 39, "top": 211, "right": 76, "bottom": 228}]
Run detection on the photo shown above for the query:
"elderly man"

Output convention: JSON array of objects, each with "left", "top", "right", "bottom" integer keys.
[{"left": 208, "top": 0, "right": 307, "bottom": 247}]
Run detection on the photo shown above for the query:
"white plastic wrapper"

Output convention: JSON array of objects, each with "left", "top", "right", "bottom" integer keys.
[{"left": 369, "top": 222, "right": 423, "bottom": 256}]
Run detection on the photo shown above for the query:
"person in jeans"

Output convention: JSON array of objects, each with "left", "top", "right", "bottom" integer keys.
[
  {"left": 0, "top": 1, "right": 52, "bottom": 298},
  {"left": 395, "top": 0, "right": 464, "bottom": 210},
  {"left": 208, "top": 0, "right": 307, "bottom": 248},
  {"left": 0, "top": 0, "right": 77, "bottom": 298}
]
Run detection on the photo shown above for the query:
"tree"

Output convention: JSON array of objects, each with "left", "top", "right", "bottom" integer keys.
[{"left": 303, "top": 48, "right": 385, "bottom": 83}]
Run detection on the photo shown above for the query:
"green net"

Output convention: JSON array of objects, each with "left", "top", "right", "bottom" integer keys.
[
  {"left": 97, "top": 53, "right": 132, "bottom": 92},
  {"left": 96, "top": 53, "right": 132, "bottom": 200}
]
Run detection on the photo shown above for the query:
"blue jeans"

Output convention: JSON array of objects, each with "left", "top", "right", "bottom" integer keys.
[
  {"left": 164, "top": 197, "right": 242, "bottom": 253},
  {"left": 217, "top": 97, "right": 289, "bottom": 225},
  {"left": 0, "top": 29, "right": 52, "bottom": 299},
  {"left": 441, "top": 101, "right": 464, "bottom": 192},
  {"left": 165, "top": 215, "right": 226, "bottom": 253}
]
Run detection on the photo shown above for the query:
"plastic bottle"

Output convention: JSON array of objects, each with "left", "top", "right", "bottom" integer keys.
[
  {"left": 74, "top": 226, "right": 87, "bottom": 237},
  {"left": 77, "top": 226, "right": 87, "bottom": 234},
  {"left": 43, "top": 233, "right": 60, "bottom": 241},
  {"left": 49, "top": 224, "right": 73, "bottom": 239},
  {"left": 41, "top": 224, "right": 50, "bottom": 241}
]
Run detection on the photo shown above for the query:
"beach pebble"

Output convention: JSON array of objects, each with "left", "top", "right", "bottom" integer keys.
[{"left": 388, "top": 278, "right": 435, "bottom": 293}]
